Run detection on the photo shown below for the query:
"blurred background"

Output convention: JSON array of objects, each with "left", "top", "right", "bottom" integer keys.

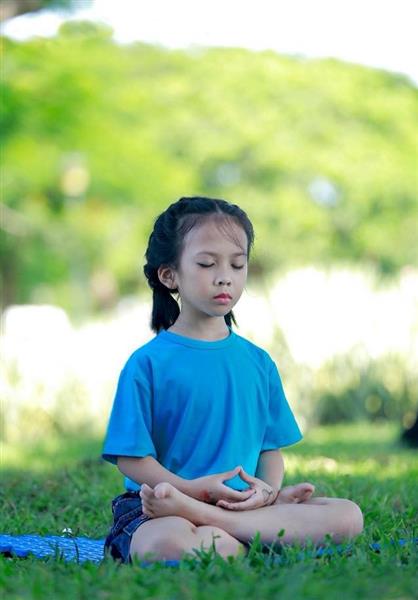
[{"left": 1, "top": 0, "right": 417, "bottom": 452}]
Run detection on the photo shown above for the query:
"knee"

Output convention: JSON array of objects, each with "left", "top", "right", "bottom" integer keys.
[
  {"left": 130, "top": 517, "right": 197, "bottom": 562},
  {"left": 133, "top": 531, "right": 195, "bottom": 562},
  {"left": 196, "top": 526, "right": 245, "bottom": 558}
]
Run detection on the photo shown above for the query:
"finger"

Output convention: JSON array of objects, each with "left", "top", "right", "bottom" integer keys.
[
  {"left": 219, "top": 494, "right": 259, "bottom": 510},
  {"left": 223, "top": 465, "right": 241, "bottom": 480},
  {"left": 220, "top": 499, "right": 255, "bottom": 511},
  {"left": 237, "top": 468, "right": 256, "bottom": 483},
  {"left": 226, "top": 488, "right": 255, "bottom": 502},
  {"left": 217, "top": 500, "right": 237, "bottom": 509},
  {"left": 217, "top": 493, "right": 250, "bottom": 507}
]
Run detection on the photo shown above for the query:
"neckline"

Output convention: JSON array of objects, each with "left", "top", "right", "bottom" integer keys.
[{"left": 159, "top": 325, "right": 235, "bottom": 349}]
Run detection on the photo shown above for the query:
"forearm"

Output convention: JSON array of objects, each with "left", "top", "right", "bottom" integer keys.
[
  {"left": 255, "top": 449, "right": 285, "bottom": 501},
  {"left": 117, "top": 455, "right": 197, "bottom": 498}
]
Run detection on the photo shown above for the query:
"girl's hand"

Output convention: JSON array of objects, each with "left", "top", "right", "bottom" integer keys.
[
  {"left": 190, "top": 466, "right": 257, "bottom": 505},
  {"left": 216, "top": 468, "right": 278, "bottom": 511}
]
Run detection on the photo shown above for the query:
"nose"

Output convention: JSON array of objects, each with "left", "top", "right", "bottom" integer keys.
[{"left": 216, "top": 276, "right": 231, "bottom": 285}]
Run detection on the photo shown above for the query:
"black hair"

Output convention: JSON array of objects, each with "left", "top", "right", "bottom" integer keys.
[{"left": 143, "top": 196, "right": 255, "bottom": 333}]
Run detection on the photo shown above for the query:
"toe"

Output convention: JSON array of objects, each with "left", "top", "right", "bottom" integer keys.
[
  {"left": 303, "top": 484, "right": 313, "bottom": 493},
  {"left": 140, "top": 486, "right": 153, "bottom": 506},
  {"left": 154, "top": 482, "right": 174, "bottom": 498},
  {"left": 141, "top": 483, "right": 153, "bottom": 497},
  {"left": 153, "top": 482, "right": 167, "bottom": 498}
]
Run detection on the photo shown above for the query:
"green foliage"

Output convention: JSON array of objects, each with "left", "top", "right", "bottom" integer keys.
[
  {"left": 310, "top": 351, "right": 417, "bottom": 426},
  {"left": 267, "top": 326, "right": 417, "bottom": 429},
  {"left": 1, "top": 23, "right": 417, "bottom": 314}
]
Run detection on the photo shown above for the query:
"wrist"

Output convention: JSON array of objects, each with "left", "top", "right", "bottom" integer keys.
[
  {"left": 184, "top": 478, "right": 210, "bottom": 502},
  {"left": 183, "top": 478, "right": 198, "bottom": 499}
]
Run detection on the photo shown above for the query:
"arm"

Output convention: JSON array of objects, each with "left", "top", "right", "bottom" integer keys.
[
  {"left": 255, "top": 449, "right": 285, "bottom": 503},
  {"left": 117, "top": 455, "right": 197, "bottom": 498},
  {"left": 118, "top": 456, "right": 255, "bottom": 505}
]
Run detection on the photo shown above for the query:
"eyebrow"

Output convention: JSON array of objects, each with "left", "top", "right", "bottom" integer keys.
[{"left": 195, "top": 251, "right": 248, "bottom": 257}]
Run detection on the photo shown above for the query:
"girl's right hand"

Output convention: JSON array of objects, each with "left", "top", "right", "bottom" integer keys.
[{"left": 189, "top": 466, "right": 256, "bottom": 504}]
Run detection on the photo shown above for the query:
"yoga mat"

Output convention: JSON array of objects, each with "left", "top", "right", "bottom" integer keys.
[
  {"left": 0, "top": 534, "right": 106, "bottom": 565},
  {"left": 0, "top": 533, "right": 416, "bottom": 567},
  {"left": 0, "top": 534, "right": 182, "bottom": 566}
]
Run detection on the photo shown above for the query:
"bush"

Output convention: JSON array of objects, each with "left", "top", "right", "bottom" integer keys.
[
  {"left": 310, "top": 351, "right": 417, "bottom": 426},
  {"left": 268, "top": 325, "right": 417, "bottom": 429}
]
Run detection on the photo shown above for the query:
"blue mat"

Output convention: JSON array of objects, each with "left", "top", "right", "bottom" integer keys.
[
  {"left": 0, "top": 534, "right": 180, "bottom": 566},
  {"left": 0, "top": 534, "right": 106, "bottom": 565},
  {"left": 0, "top": 533, "right": 416, "bottom": 567}
]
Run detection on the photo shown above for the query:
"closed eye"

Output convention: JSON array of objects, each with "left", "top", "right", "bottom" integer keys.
[{"left": 197, "top": 263, "right": 245, "bottom": 270}]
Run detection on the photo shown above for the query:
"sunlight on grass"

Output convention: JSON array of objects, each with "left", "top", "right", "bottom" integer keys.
[
  {"left": 306, "top": 421, "right": 398, "bottom": 444},
  {"left": 1, "top": 434, "right": 102, "bottom": 473},
  {"left": 281, "top": 422, "right": 417, "bottom": 481},
  {"left": 285, "top": 454, "right": 416, "bottom": 480}
]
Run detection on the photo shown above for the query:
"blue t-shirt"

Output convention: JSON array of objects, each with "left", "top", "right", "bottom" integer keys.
[{"left": 102, "top": 325, "right": 302, "bottom": 492}]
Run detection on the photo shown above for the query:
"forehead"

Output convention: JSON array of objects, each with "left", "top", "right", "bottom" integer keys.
[{"left": 183, "top": 219, "right": 247, "bottom": 255}]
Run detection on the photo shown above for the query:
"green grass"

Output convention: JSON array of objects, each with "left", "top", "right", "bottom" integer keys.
[{"left": 1, "top": 422, "right": 417, "bottom": 600}]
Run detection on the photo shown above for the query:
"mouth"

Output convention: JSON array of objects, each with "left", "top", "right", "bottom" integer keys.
[{"left": 213, "top": 294, "right": 232, "bottom": 300}]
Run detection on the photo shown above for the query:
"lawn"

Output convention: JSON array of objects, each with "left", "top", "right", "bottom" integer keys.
[{"left": 1, "top": 422, "right": 417, "bottom": 600}]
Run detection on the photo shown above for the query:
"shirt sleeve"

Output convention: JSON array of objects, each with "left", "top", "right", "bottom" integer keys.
[
  {"left": 261, "top": 357, "right": 303, "bottom": 451},
  {"left": 101, "top": 355, "right": 157, "bottom": 465}
]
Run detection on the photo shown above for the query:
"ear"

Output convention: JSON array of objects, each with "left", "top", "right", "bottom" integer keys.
[{"left": 157, "top": 265, "right": 177, "bottom": 291}]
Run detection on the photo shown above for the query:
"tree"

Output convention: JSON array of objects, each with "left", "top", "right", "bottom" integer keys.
[{"left": 2, "top": 26, "right": 417, "bottom": 314}]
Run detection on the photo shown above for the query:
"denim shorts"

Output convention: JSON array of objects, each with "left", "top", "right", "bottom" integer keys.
[
  {"left": 104, "top": 490, "right": 152, "bottom": 564},
  {"left": 104, "top": 490, "right": 282, "bottom": 564}
]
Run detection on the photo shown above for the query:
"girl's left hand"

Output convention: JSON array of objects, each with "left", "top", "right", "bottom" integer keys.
[{"left": 216, "top": 467, "right": 278, "bottom": 511}]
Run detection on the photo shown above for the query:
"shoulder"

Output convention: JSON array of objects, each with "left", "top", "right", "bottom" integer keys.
[
  {"left": 232, "top": 330, "right": 272, "bottom": 370},
  {"left": 120, "top": 333, "right": 163, "bottom": 376}
]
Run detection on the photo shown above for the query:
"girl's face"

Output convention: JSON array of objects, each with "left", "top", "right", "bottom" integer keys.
[{"left": 158, "top": 218, "right": 248, "bottom": 327}]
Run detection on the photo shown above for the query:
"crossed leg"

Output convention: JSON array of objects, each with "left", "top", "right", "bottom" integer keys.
[
  {"left": 130, "top": 516, "right": 247, "bottom": 562},
  {"left": 129, "top": 483, "right": 364, "bottom": 563}
]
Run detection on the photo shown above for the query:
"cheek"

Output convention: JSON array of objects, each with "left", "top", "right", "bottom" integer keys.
[
  {"left": 236, "top": 271, "right": 247, "bottom": 285},
  {"left": 197, "top": 272, "right": 212, "bottom": 286}
]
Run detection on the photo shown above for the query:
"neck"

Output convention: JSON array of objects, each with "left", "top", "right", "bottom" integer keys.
[{"left": 167, "top": 318, "right": 230, "bottom": 341}]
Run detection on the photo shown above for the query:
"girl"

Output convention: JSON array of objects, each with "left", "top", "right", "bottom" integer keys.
[{"left": 102, "top": 196, "right": 363, "bottom": 564}]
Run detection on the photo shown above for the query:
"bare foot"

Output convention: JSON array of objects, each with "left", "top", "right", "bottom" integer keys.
[
  {"left": 276, "top": 482, "right": 315, "bottom": 504},
  {"left": 140, "top": 482, "right": 211, "bottom": 525}
]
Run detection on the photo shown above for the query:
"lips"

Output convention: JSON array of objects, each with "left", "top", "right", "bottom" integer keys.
[{"left": 214, "top": 293, "right": 232, "bottom": 299}]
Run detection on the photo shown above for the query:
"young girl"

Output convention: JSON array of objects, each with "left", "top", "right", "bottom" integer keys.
[{"left": 102, "top": 196, "right": 363, "bottom": 564}]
